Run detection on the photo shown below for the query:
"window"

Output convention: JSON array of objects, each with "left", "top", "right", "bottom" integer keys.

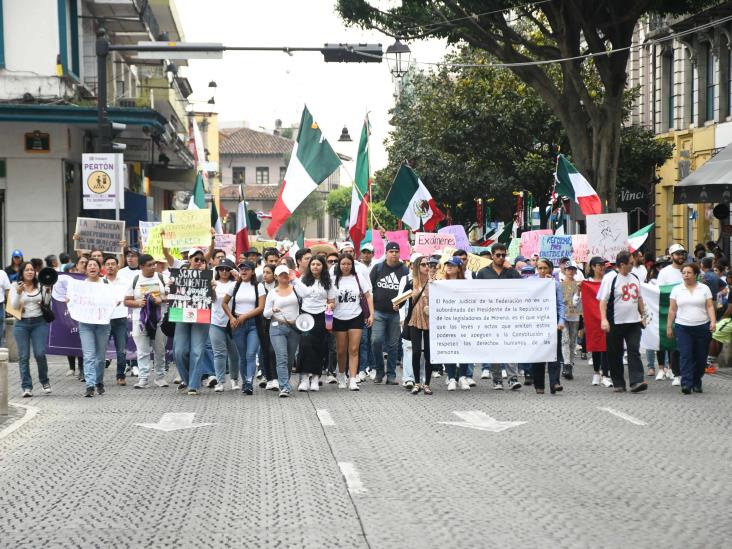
[
  {"left": 232, "top": 167, "right": 246, "bottom": 184},
  {"left": 691, "top": 61, "right": 698, "bottom": 126},
  {"left": 667, "top": 49, "right": 675, "bottom": 130},
  {"left": 256, "top": 167, "right": 269, "bottom": 185},
  {"left": 57, "top": 0, "right": 79, "bottom": 77},
  {"left": 706, "top": 43, "right": 716, "bottom": 122},
  {"left": 279, "top": 166, "right": 286, "bottom": 182}
]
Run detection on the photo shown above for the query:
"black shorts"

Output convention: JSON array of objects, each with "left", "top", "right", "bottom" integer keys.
[{"left": 333, "top": 313, "right": 364, "bottom": 332}]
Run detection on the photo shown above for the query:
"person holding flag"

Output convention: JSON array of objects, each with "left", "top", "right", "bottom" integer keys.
[{"left": 348, "top": 116, "right": 370, "bottom": 252}]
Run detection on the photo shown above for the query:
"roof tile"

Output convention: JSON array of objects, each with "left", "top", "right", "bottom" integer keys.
[{"left": 219, "top": 127, "right": 294, "bottom": 156}]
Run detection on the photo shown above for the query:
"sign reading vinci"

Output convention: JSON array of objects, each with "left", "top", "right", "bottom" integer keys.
[{"left": 82, "top": 153, "right": 123, "bottom": 210}]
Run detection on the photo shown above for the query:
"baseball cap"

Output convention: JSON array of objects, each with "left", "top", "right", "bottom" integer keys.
[
  {"left": 216, "top": 259, "right": 236, "bottom": 270},
  {"left": 337, "top": 241, "right": 355, "bottom": 251},
  {"left": 427, "top": 256, "right": 440, "bottom": 265},
  {"left": 589, "top": 256, "right": 606, "bottom": 267},
  {"left": 11, "top": 249, "right": 22, "bottom": 258},
  {"left": 669, "top": 243, "right": 686, "bottom": 255},
  {"left": 274, "top": 265, "right": 290, "bottom": 277},
  {"left": 188, "top": 248, "right": 205, "bottom": 258},
  {"left": 360, "top": 243, "right": 374, "bottom": 252},
  {"left": 515, "top": 255, "right": 527, "bottom": 262},
  {"left": 521, "top": 265, "right": 536, "bottom": 273},
  {"left": 409, "top": 252, "right": 423, "bottom": 264},
  {"left": 246, "top": 248, "right": 261, "bottom": 256},
  {"left": 446, "top": 257, "right": 463, "bottom": 267},
  {"left": 237, "top": 260, "right": 256, "bottom": 270},
  {"left": 385, "top": 241, "right": 400, "bottom": 252},
  {"left": 563, "top": 261, "right": 578, "bottom": 270}
]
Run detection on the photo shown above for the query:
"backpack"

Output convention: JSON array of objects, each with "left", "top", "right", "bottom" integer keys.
[
  {"left": 132, "top": 273, "right": 171, "bottom": 336},
  {"left": 606, "top": 272, "right": 640, "bottom": 325}
]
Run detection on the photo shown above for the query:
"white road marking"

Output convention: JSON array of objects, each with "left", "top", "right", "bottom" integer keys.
[
  {"left": 0, "top": 403, "right": 40, "bottom": 440},
  {"left": 135, "top": 412, "right": 214, "bottom": 432},
  {"left": 338, "top": 462, "right": 367, "bottom": 494},
  {"left": 598, "top": 407, "right": 647, "bottom": 426},
  {"left": 316, "top": 409, "right": 335, "bottom": 426},
  {"left": 439, "top": 410, "right": 526, "bottom": 432}
]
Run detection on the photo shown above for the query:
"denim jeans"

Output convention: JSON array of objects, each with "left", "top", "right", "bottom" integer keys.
[
  {"left": 79, "top": 322, "right": 111, "bottom": 388},
  {"left": 109, "top": 317, "right": 129, "bottom": 379},
  {"left": 491, "top": 363, "right": 518, "bottom": 382},
  {"left": 270, "top": 322, "right": 300, "bottom": 391},
  {"left": 199, "top": 337, "right": 215, "bottom": 377},
  {"left": 210, "top": 324, "right": 240, "bottom": 383},
  {"left": 14, "top": 317, "right": 49, "bottom": 391},
  {"left": 674, "top": 322, "right": 711, "bottom": 389},
  {"left": 371, "top": 310, "right": 400, "bottom": 379},
  {"left": 359, "top": 324, "right": 374, "bottom": 373},
  {"left": 133, "top": 324, "right": 167, "bottom": 381},
  {"left": 562, "top": 320, "right": 580, "bottom": 366},
  {"left": 401, "top": 337, "right": 415, "bottom": 383},
  {"left": 446, "top": 363, "right": 468, "bottom": 380},
  {"left": 645, "top": 349, "right": 656, "bottom": 370},
  {"left": 233, "top": 318, "right": 260, "bottom": 383},
  {"left": 173, "top": 322, "right": 209, "bottom": 390}
]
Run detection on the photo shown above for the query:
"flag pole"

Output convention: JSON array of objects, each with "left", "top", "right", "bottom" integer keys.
[{"left": 340, "top": 160, "right": 386, "bottom": 230}]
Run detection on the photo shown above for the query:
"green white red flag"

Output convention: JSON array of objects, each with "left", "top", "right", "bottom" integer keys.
[
  {"left": 385, "top": 164, "right": 444, "bottom": 231},
  {"left": 348, "top": 116, "right": 370, "bottom": 251},
  {"left": 628, "top": 223, "right": 655, "bottom": 252},
  {"left": 554, "top": 154, "right": 602, "bottom": 216}
]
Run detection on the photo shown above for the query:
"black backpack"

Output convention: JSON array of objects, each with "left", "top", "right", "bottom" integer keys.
[{"left": 606, "top": 272, "right": 640, "bottom": 325}]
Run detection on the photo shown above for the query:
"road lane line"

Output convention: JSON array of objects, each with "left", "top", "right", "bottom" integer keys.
[
  {"left": 316, "top": 409, "right": 335, "bottom": 426},
  {"left": 598, "top": 407, "right": 647, "bottom": 426},
  {"left": 0, "top": 403, "right": 40, "bottom": 440},
  {"left": 338, "top": 462, "right": 367, "bottom": 494}
]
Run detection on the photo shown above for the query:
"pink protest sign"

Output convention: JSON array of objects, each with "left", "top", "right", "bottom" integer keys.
[
  {"left": 385, "top": 230, "right": 411, "bottom": 260},
  {"left": 372, "top": 230, "right": 385, "bottom": 259},
  {"left": 414, "top": 232, "right": 457, "bottom": 256},
  {"left": 571, "top": 234, "right": 588, "bottom": 263},
  {"left": 520, "top": 229, "right": 552, "bottom": 257}
]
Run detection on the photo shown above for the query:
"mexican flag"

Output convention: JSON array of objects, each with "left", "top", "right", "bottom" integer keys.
[
  {"left": 188, "top": 172, "right": 206, "bottom": 210},
  {"left": 385, "top": 164, "right": 444, "bottom": 231},
  {"left": 235, "top": 200, "right": 250, "bottom": 260},
  {"left": 348, "top": 117, "right": 370, "bottom": 251},
  {"left": 580, "top": 280, "right": 606, "bottom": 352},
  {"left": 211, "top": 201, "right": 222, "bottom": 234},
  {"left": 555, "top": 154, "right": 602, "bottom": 216},
  {"left": 628, "top": 223, "right": 655, "bottom": 252},
  {"left": 267, "top": 106, "right": 341, "bottom": 237},
  {"left": 640, "top": 282, "right": 679, "bottom": 351}
]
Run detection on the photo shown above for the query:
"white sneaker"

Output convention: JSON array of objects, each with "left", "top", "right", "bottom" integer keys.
[
  {"left": 326, "top": 374, "right": 338, "bottom": 385},
  {"left": 458, "top": 376, "right": 471, "bottom": 391},
  {"left": 368, "top": 369, "right": 377, "bottom": 380},
  {"left": 65, "top": 369, "right": 75, "bottom": 377},
  {"left": 447, "top": 379, "right": 457, "bottom": 391},
  {"left": 655, "top": 369, "right": 665, "bottom": 381},
  {"left": 467, "top": 377, "right": 477, "bottom": 387},
  {"left": 671, "top": 376, "right": 681, "bottom": 386},
  {"left": 601, "top": 376, "right": 613, "bottom": 388},
  {"left": 214, "top": 384, "right": 224, "bottom": 392},
  {"left": 338, "top": 375, "right": 347, "bottom": 389},
  {"left": 664, "top": 369, "right": 673, "bottom": 380},
  {"left": 173, "top": 376, "right": 181, "bottom": 384},
  {"left": 310, "top": 377, "right": 320, "bottom": 391},
  {"left": 22, "top": 389, "right": 32, "bottom": 398},
  {"left": 358, "top": 371, "right": 367, "bottom": 382},
  {"left": 591, "top": 373, "right": 601, "bottom": 386},
  {"left": 349, "top": 378, "right": 360, "bottom": 391},
  {"left": 623, "top": 354, "right": 628, "bottom": 365},
  {"left": 230, "top": 379, "right": 240, "bottom": 390},
  {"left": 132, "top": 366, "right": 140, "bottom": 377},
  {"left": 134, "top": 379, "right": 149, "bottom": 389},
  {"left": 298, "top": 377, "right": 310, "bottom": 392},
  {"left": 588, "top": 357, "right": 593, "bottom": 366},
  {"left": 501, "top": 369, "right": 508, "bottom": 379},
  {"left": 266, "top": 379, "right": 280, "bottom": 391},
  {"left": 480, "top": 370, "right": 491, "bottom": 379},
  {"left": 154, "top": 378, "right": 169, "bottom": 388}
]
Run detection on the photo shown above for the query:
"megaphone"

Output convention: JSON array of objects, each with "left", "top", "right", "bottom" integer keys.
[{"left": 38, "top": 267, "right": 58, "bottom": 287}]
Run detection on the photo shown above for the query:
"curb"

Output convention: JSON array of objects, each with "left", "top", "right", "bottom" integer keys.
[{"left": 0, "top": 403, "right": 39, "bottom": 440}]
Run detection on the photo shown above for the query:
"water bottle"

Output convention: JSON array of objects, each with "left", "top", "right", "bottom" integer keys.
[{"left": 325, "top": 309, "right": 334, "bottom": 331}]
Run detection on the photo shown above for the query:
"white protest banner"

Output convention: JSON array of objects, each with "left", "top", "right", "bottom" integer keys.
[
  {"left": 429, "top": 279, "right": 557, "bottom": 364},
  {"left": 214, "top": 234, "right": 236, "bottom": 256},
  {"left": 539, "top": 235, "right": 573, "bottom": 263},
  {"left": 520, "top": 229, "right": 552, "bottom": 258},
  {"left": 438, "top": 225, "right": 471, "bottom": 250},
  {"left": 161, "top": 209, "right": 211, "bottom": 249},
  {"left": 75, "top": 217, "right": 126, "bottom": 254},
  {"left": 82, "top": 153, "right": 122, "bottom": 210},
  {"left": 586, "top": 213, "right": 629, "bottom": 261},
  {"left": 414, "top": 232, "right": 456, "bottom": 256},
  {"left": 66, "top": 279, "right": 119, "bottom": 324},
  {"left": 571, "top": 234, "right": 588, "bottom": 263}
]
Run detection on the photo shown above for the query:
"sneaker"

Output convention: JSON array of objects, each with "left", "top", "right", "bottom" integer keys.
[
  {"left": 22, "top": 389, "right": 32, "bottom": 398},
  {"left": 326, "top": 374, "right": 338, "bottom": 385},
  {"left": 116, "top": 378, "right": 126, "bottom": 386},
  {"left": 591, "top": 373, "right": 601, "bottom": 386},
  {"left": 655, "top": 369, "right": 666, "bottom": 381},
  {"left": 177, "top": 383, "right": 188, "bottom": 392},
  {"left": 671, "top": 376, "right": 681, "bottom": 386},
  {"left": 458, "top": 377, "right": 471, "bottom": 391},
  {"left": 258, "top": 378, "right": 267, "bottom": 388},
  {"left": 84, "top": 387, "right": 94, "bottom": 398},
  {"left": 681, "top": 386, "right": 692, "bottom": 395},
  {"left": 42, "top": 383, "right": 52, "bottom": 395},
  {"left": 96, "top": 384, "right": 105, "bottom": 395},
  {"left": 509, "top": 377, "right": 522, "bottom": 390},
  {"left": 65, "top": 369, "right": 75, "bottom": 376},
  {"left": 310, "top": 377, "right": 320, "bottom": 391},
  {"left": 601, "top": 377, "right": 614, "bottom": 388},
  {"left": 447, "top": 379, "right": 457, "bottom": 391},
  {"left": 349, "top": 378, "right": 360, "bottom": 391},
  {"left": 266, "top": 379, "right": 280, "bottom": 391},
  {"left": 368, "top": 369, "right": 377, "bottom": 380},
  {"left": 242, "top": 382, "right": 254, "bottom": 395},
  {"left": 630, "top": 382, "right": 648, "bottom": 393},
  {"left": 298, "top": 377, "right": 310, "bottom": 392},
  {"left": 131, "top": 366, "right": 139, "bottom": 377},
  {"left": 134, "top": 379, "right": 149, "bottom": 389},
  {"left": 187, "top": 389, "right": 198, "bottom": 395},
  {"left": 231, "top": 379, "right": 241, "bottom": 391},
  {"left": 467, "top": 378, "right": 477, "bottom": 387},
  {"left": 562, "top": 365, "right": 574, "bottom": 380},
  {"left": 173, "top": 376, "right": 182, "bottom": 384},
  {"left": 403, "top": 380, "right": 415, "bottom": 390},
  {"left": 523, "top": 374, "right": 533, "bottom": 386},
  {"left": 587, "top": 356, "right": 593, "bottom": 366},
  {"left": 154, "top": 378, "right": 169, "bottom": 388},
  {"left": 214, "top": 384, "right": 224, "bottom": 392},
  {"left": 206, "top": 376, "right": 218, "bottom": 388},
  {"left": 492, "top": 380, "right": 504, "bottom": 390},
  {"left": 358, "top": 371, "right": 368, "bottom": 382},
  {"left": 279, "top": 388, "right": 290, "bottom": 398},
  {"left": 338, "top": 375, "right": 348, "bottom": 389},
  {"left": 432, "top": 370, "right": 442, "bottom": 378},
  {"left": 374, "top": 375, "right": 384, "bottom": 384},
  {"left": 480, "top": 370, "right": 491, "bottom": 380}
]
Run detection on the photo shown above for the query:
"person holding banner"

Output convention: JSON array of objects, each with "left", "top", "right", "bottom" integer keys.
[
  {"left": 264, "top": 265, "right": 301, "bottom": 397},
  {"left": 103, "top": 256, "right": 131, "bottom": 386},
  {"left": 442, "top": 257, "right": 472, "bottom": 391},
  {"left": 403, "top": 255, "right": 433, "bottom": 395},
  {"left": 532, "top": 258, "right": 566, "bottom": 394},
  {"left": 209, "top": 259, "right": 240, "bottom": 391}
]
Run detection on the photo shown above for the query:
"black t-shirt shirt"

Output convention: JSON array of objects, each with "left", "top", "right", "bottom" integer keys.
[
  {"left": 370, "top": 261, "right": 409, "bottom": 313},
  {"left": 476, "top": 265, "right": 521, "bottom": 279}
]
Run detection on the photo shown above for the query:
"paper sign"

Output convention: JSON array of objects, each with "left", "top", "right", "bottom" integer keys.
[
  {"left": 66, "top": 279, "right": 120, "bottom": 324},
  {"left": 438, "top": 225, "right": 471, "bottom": 250},
  {"left": 168, "top": 268, "right": 214, "bottom": 324},
  {"left": 539, "top": 235, "right": 573, "bottom": 263},
  {"left": 250, "top": 239, "right": 278, "bottom": 254},
  {"left": 507, "top": 239, "right": 521, "bottom": 261},
  {"left": 139, "top": 220, "right": 159, "bottom": 245},
  {"left": 429, "top": 278, "right": 557, "bottom": 363},
  {"left": 144, "top": 225, "right": 181, "bottom": 262},
  {"left": 82, "top": 153, "right": 122, "bottom": 210},
  {"left": 414, "top": 232, "right": 456, "bottom": 256},
  {"left": 214, "top": 234, "right": 236, "bottom": 256},
  {"left": 439, "top": 247, "right": 491, "bottom": 273},
  {"left": 372, "top": 230, "right": 385, "bottom": 259},
  {"left": 571, "top": 234, "right": 588, "bottom": 263},
  {"left": 520, "top": 229, "right": 552, "bottom": 258},
  {"left": 586, "top": 213, "right": 629, "bottom": 262},
  {"left": 75, "top": 217, "right": 126, "bottom": 254},
  {"left": 385, "top": 230, "right": 411, "bottom": 260},
  {"left": 161, "top": 209, "right": 211, "bottom": 249}
]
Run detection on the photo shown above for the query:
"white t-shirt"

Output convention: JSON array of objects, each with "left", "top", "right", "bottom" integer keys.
[
  {"left": 125, "top": 273, "right": 168, "bottom": 331},
  {"left": 631, "top": 264, "right": 648, "bottom": 283},
  {"left": 670, "top": 283, "right": 712, "bottom": 326},
  {"left": 294, "top": 278, "right": 336, "bottom": 314},
  {"left": 117, "top": 266, "right": 140, "bottom": 282},
  {"left": 657, "top": 264, "right": 683, "bottom": 286},
  {"left": 105, "top": 275, "right": 130, "bottom": 319},
  {"left": 228, "top": 282, "right": 265, "bottom": 315},
  {"left": 211, "top": 279, "right": 236, "bottom": 328},
  {"left": 0, "top": 270, "right": 10, "bottom": 304},
  {"left": 597, "top": 271, "right": 642, "bottom": 325},
  {"left": 333, "top": 273, "right": 372, "bottom": 320}
]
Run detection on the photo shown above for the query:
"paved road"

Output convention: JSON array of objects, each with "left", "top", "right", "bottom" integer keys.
[{"left": 1, "top": 357, "right": 732, "bottom": 548}]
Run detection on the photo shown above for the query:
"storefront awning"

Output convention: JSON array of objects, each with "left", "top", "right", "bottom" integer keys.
[
  {"left": 674, "top": 144, "right": 732, "bottom": 204},
  {"left": 0, "top": 104, "right": 169, "bottom": 132}
]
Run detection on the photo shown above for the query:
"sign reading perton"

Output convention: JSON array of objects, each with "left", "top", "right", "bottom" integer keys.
[{"left": 428, "top": 279, "right": 557, "bottom": 364}]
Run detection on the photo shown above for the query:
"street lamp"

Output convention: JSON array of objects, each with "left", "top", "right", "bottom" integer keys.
[
  {"left": 338, "top": 125, "right": 352, "bottom": 142},
  {"left": 208, "top": 80, "right": 217, "bottom": 104},
  {"left": 385, "top": 37, "right": 411, "bottom": 79}
]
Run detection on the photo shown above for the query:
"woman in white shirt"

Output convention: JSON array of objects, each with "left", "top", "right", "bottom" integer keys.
[
  {"left": 332, "top": 254, "right": 374, "bottom": 391},
  {"left": 293, "top": 256, "right": 335, "bottom": 392},
  {"left": 667, "top": 262, "right": 716, "bottom": 394},
  {"left": 258, "top": 264, "right": 278, "bottom": 390},
  {"left": 209, "top": 259, "right": 240, "bottom": 391},
  {"left": 263, "top": 265, "right": 301, "bottom": 397},
  {"left": 10, "top": 261, "right": 52, "bottom": 398}
]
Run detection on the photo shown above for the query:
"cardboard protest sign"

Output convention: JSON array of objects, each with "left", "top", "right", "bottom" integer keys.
[
  {"left": 214, "top": 234, "right": 236, "bottom": 256},
  {"left": 66, "top": 279, "right": 120, "bottom": 324},
  {"left": 439, "top": 247, "right": 491, "bottom": 273},
  {"left": 75, "top": 217, "right": 126, "bottom": 254},
  {"left": 161, "top": 209, "right": 211, "bottom": 249},
  {"left": 571, "top": 234, "right": 588, "bottom": 263},
  {"left": 539, "top": 235, "right": 573, "bottom": 263},
  {"left": 143, "top": 224, "right": 181, "bottom": 262},
  {"left": 429, "top": 278, "right": 557, "bottom": 363},
  {"left": 167, "top": 268, "right": 214, "bottom": 324},
  {"left": 438, "top": 225, "right": 471, "bottom": 250},
  {"left": 385, "top": 230, "right": 411, "bottom": 260},
  {"left": 414, "top": 232, "right": 456, "bottom": 256},
  {"left": 520, "top": 229, "right": 552, "bottom": 258},
  {"left": 586, "top": 213, "right": 629, "bottom": 261},
  {"left": 250, "top": 239, "right": 278, "bottom": 254}
]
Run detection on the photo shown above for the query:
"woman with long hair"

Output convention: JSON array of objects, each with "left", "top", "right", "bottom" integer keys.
[
  {"left": 294, "top": 255, "right": 335, "bottom": 391},
  {"left": 67, "top": 255, "right": 88, "bottom": 380},
  {"left": 534, "top": 258, "right": 566, "bottom": 394},
  {"left": 258, "top": 264, "right": 278, "bottom": 390},
  {"left": 332, "top": 253, "right": 373, "bottom": 391},
  {"left": 582, "top": 256, "right": 613, "bottom": 387},
  {"left": 210, "top": 259, "right": 240, "bottom": 391},
  {"left": 10, "top": 262, "right": 52, "bottom": 397},
  {"left": 405, "top": 255, "right": 433, "bottom": 395},
  {"left": 443, "top": 257, "right": 471, "bottom": 391}
]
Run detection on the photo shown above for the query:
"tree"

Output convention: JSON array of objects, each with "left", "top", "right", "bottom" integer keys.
[
  {"left": 326, "top": 184, "right": 399, "bottom": 233},
  {"left": 338, "top": 0, "right": 713, "bottom": 210},
  {"left": 280, "top": 191, "right": 324, "bottom": 240}
]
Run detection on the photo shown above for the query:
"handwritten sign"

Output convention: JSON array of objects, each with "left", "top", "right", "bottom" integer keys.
[
  {"left": 250, "top": 239, "right": 278, "bottom": 254},
  {"left": 372, "top": 230, "right": 385, "bottom": 259},
  {"left": 75, "top": 217, "right": 126, "bottom": 254},
  {"left": 439, "top": 246, "right": 491, "bottom": 273},
  {"left": 168, "top": 268, "right": 214, "bottom": 323},
  {"left": 214, "top": 234, "right": 236, "bottom": 256},
  {"left": 66, "top": 279, "right": 120, "bottom": 324},
  {"left": 586, "top": 213, "right": 629, "bottom": 262},
  {"left": 385, "top": 230, "right": 411, "bottom": 260},
  {"left": 438, "top": 225, "right": 471, "bottom": 250},
  {"left": 520, "top": 229, "right": 552, "bottom": 258},
  {"left": 161, "top": 209, "right": 211, "bottom": 249},
  {"left": 414, "top": 232, "right": 456, "bottom": 256},
  {"left": 571, "top": 234, "right": 589, "bottom": 263},
  {"left": 539, "top": 235, "right": 573, "bottom": 263},
  {"left": 143, "top": 225, "right": 181, "bottom": 262},
  {"left": 139, "top": 220, "right": 159, "bottom": 245}
]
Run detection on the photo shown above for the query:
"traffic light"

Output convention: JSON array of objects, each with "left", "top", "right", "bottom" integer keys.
[{"left": 321, "top": 43, "right": 382, "bottom": 63}]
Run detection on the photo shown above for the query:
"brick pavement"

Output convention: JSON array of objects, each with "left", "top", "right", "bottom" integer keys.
[{"left": 1, "top": 356, "right": 732, "bottom": 548}]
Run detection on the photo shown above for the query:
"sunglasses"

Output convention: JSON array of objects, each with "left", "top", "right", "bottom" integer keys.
[
  {"left": 191, "top": 257, "right": 204, "bottom": 263},
  {"left": 494, "top": 253, "right": 506, "bottom": 258},
  {"left": 327, "top": 260, "right": 338, "bottom": 264}
]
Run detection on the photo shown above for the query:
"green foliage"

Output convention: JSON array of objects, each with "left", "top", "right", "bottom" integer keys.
[
  {"left": 370, "top": 201, "right": 399, "bottom": 231},
  {"left": 326, "top": 184, "right": 399, "bottom": 232}
]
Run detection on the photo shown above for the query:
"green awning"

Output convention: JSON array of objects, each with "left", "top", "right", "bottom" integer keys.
[{"left": 0, "top": 103, "right": 168, "bottom": 132}]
